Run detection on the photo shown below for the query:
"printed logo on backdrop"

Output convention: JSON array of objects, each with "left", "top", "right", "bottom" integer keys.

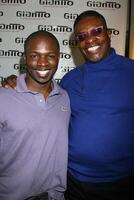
[
  {"left": 57, "top": 66, "right": 74, "bottom": 80},
  {"left": 0, "top": 50, "right": 23, "bottom": 57},
  {"left": 0, "top": 23, "right": 24, "bottom": 31},
  {"left": 13, "top": 37, "right": 81, "bottom": 47},
  {"left": 16, "top": 11, "right": 51, "bottom": 19},
  {"left": 54, "top": 65, "right": 75, "bottom": 83},
  {"left": 38, "top": 25, "right": 72, "bottom": 33},
  {"left": 39, "top": 0, "right": 74, "bottom": 7},
  {"left": 15, "top": 37, "right": 26, "bottom": 45},
  {"left": 62, "top": 39, "right": 77, "bottom": 48},
  {"left": 109, "top": 28, "right": 120, "bottom": 36},
  {"left": 60, "top": 52, "right": 71, "bottom": 60},
  {"left": 61, "top": 65, "right": 75, "bottom": 73},
  {"left": 0, "top": 0, "right": 128, "bottom": 83},
  {"left": 0, "top": 0, "right": 26, "bottom": 4},
  {"left": 64, "top": 13, "right": 78, "bottom": 21},
  {"left": 0, "top": 50, "right": 72, "bottom": 60},
  {"left": 14, "top": 64, "right": 26, "bottom": 74},
  {"left": 0, "top": 11, "right": 3, "bottom": 16},
  {"left": 14, "top": 63, "right": 25, "bottom": 70},
  {"left": 87, "top": 1, "right": 121, "bottom": 9}
]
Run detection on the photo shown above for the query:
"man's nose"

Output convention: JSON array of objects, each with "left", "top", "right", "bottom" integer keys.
[
  {"left": 85, "top": 33, "right": 97, "bottom": 43},
  {"left": 38, "top": 56, "right": 48, "bottom": 66}
]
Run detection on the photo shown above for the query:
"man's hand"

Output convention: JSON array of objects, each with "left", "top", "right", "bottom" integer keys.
[{"left": 1, "top": 75, "right": 17, "bottom": 89}]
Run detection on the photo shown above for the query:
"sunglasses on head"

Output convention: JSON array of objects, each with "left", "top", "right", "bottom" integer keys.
[{"left": 75, "top": 26, "right": 105, "bottom": 42}]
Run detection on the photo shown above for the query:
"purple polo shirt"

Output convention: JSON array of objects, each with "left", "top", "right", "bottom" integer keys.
[{"left": 0, "top": 74, "right": 70, "bottom": 200}]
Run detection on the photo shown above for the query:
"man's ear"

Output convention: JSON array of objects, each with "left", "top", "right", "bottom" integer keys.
[{"left": 22, "top": 53, "right": 26, "bottom": 62}]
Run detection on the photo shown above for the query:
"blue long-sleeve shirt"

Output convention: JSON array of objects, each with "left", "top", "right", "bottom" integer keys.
[{"left": 60, "top": 48, "right": 134, "bottom": 183}]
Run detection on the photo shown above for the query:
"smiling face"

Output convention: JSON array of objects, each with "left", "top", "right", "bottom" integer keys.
[
  {"left": 23, "top": 33, "right": 60, "bottom": 87},
  {"left": 74, "top": 16, "right": 111, "bottom": 63}
]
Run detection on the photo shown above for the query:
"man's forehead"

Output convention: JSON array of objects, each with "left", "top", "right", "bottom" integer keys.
[{"left": 74, "top": 17, "right": 105, "bottom": 31}]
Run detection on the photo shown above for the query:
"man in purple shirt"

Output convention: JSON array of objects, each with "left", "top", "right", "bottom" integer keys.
[{"left": 0, "top": 30, "right": 70, "bottom": 200}]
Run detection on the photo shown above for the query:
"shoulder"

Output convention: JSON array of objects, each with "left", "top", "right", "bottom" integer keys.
[
  {"left": 57, "top": 83, "right": 70, "bottom": 101},
  {"left": 0, "top": 87, "right": 11, "bottom": 97},
  {"left": 0, "top": 87, "right": 16, "bottom": 105},
  {"left": 115, "top": 53, "right": 134, "bottom": 65},
  {"left": 110, "top": 49, "right": 134, "bottom": 65},
  {"left": 110, "top": 50, "right": 134, "bottom": 70},
  {"left": 114, "top": 54, "right": 134, "bottom": 78},
  {"left": 55, "top": 83, "right": 71, "bottom": 113},
  {"left": 62, "top": 66, "right": 80, "bottom": 79}
]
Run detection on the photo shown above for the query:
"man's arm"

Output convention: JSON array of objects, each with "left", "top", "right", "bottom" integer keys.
[{"left": 1, "top": 75, "right": 17, "bottom": 89}]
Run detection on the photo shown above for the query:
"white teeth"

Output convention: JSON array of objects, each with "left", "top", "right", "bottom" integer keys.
[
  {"left": 88, "top": 46, "right": 99, "bottom": 52},
  {"left": 37, "top": 70, "right": 49, "bottom": 76}
]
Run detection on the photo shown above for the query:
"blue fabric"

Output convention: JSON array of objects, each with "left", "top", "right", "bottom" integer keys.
[{"left": 60, "top": 48, "right": 134, "bottom": 183}]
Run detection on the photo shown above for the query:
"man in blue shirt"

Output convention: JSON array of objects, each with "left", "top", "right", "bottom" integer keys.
[
  {"left": 0, "top": 30, "right": 70, "bottom": 200},
  {"left": 60, "top": 10, "right": 134, "bottom": 200},
  {"left": 2, "top": 10, "right": 134, "bottom": 200}
]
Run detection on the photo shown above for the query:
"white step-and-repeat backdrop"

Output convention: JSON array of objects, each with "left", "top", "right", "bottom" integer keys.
[{"left": 0, "top": 0, "right": 128, "bottom": 83}]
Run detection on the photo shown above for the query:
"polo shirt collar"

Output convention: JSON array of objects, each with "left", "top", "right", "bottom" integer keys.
[{"left": 16, "top": 74, "right": 61, "bottom": 96}]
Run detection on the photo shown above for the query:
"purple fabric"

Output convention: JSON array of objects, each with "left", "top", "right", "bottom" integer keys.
[{"left": 0, "top": 74, "right": 70, "bottom": 200}]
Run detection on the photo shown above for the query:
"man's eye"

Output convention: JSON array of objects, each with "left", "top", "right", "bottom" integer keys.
[
  {"left": 76, "top": 33, "right": 87, "bottom": 42},
  {"left": 48, "top": 54, "right": 56, "bottom": 58},
  {"left": 91, "top": 27, "right": 104, "bottom": 36},
  {"left": 30, "top": 55, "right": 38, "bottom": 58},
  {"left": 93, "top": 29, "right": 100, "bottom": 34}
]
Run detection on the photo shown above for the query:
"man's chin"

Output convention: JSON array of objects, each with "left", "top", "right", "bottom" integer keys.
[
  {"left": 85, "top": 58, "right": 100, "bottom": 63},
  {"left": 36, "top": 78, "right": 51, "bottom": 85}
]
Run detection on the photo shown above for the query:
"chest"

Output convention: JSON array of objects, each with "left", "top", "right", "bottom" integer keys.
[{"left": 68, "top": 70, "right": 134, "bottom": 110}]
